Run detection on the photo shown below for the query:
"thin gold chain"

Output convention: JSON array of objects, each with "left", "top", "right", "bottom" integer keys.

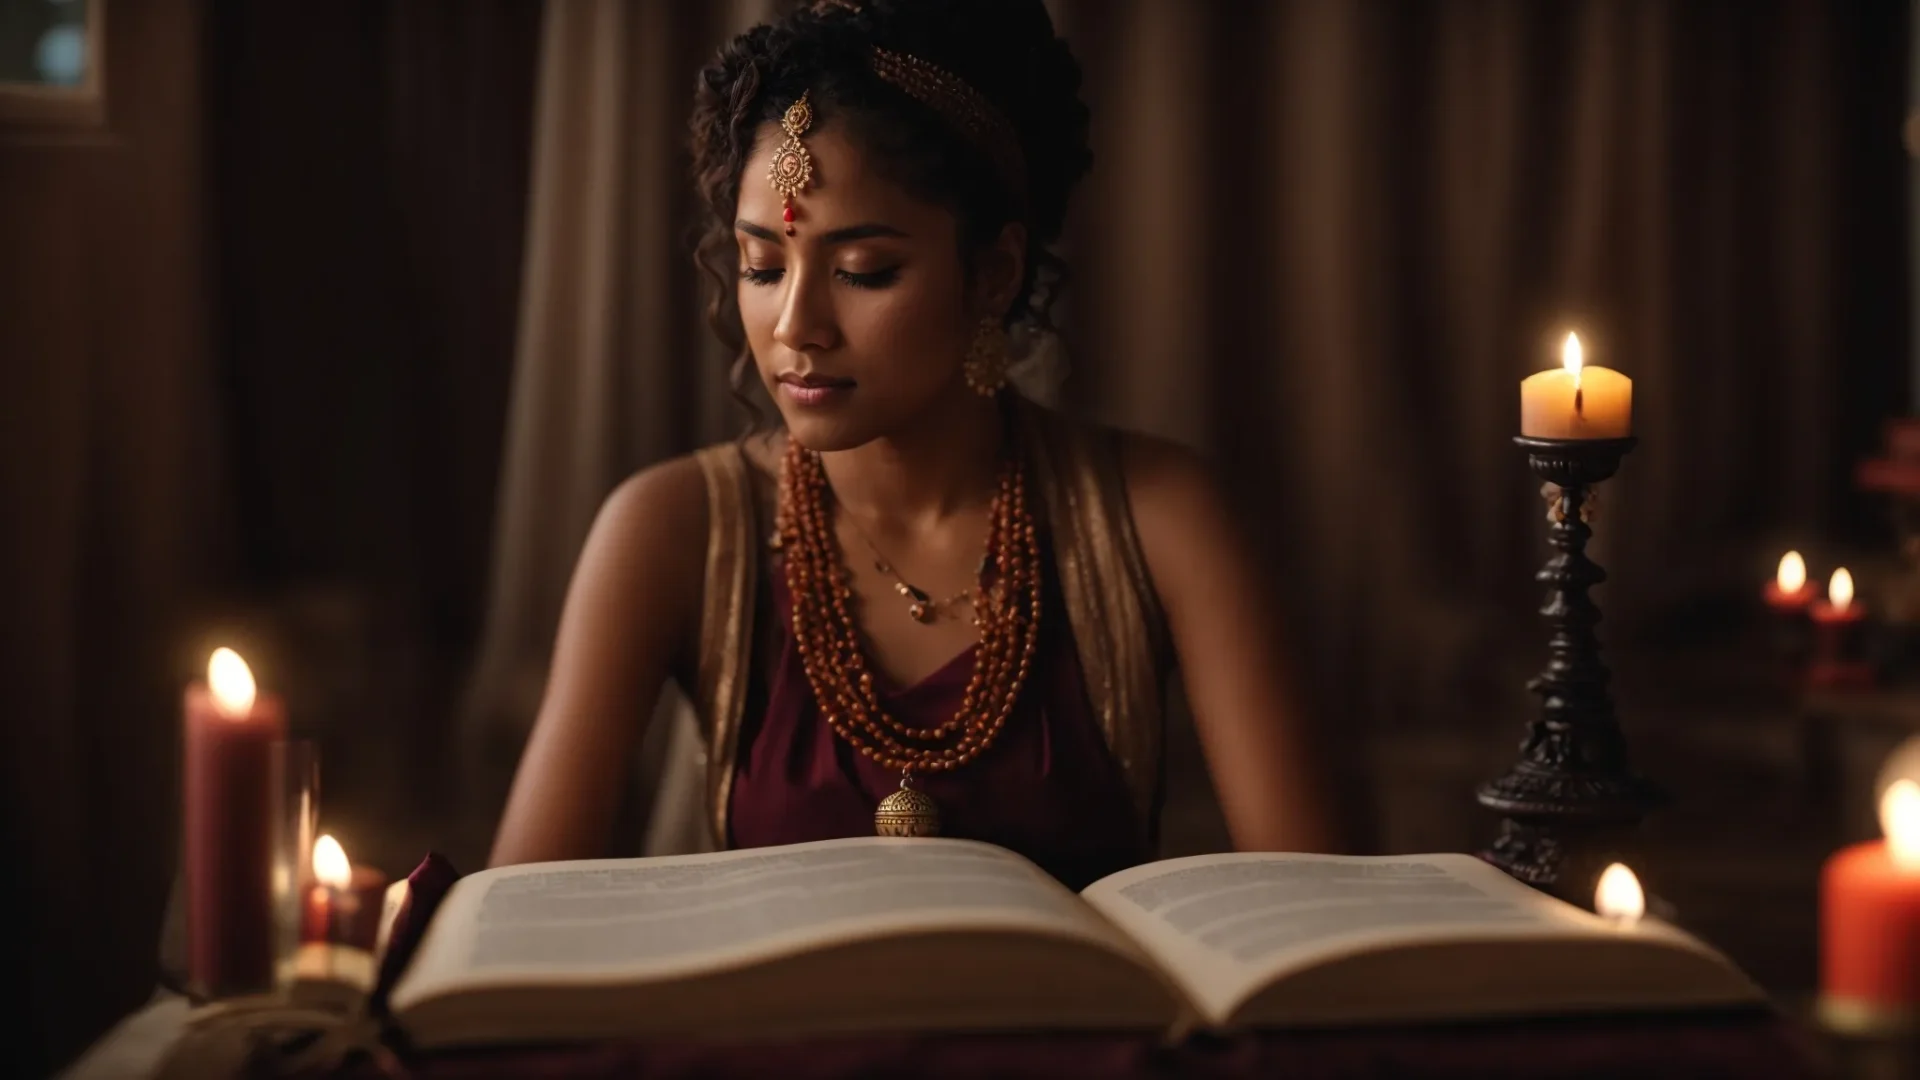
[{"left": 836, "top": 508, "right": 987, "bottom": 625}]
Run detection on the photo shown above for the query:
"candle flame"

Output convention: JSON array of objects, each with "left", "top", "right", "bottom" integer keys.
[
  {"left": 1830, "top": 567, "right": 1855, "bottom": 612},
  {"left": 1884, "top": 781, "right": 1920, "bottom": 867},
  {"left": 1561, "top": 332, "right": 1584, "bottom": 379},
  {"left": 1776, "top": 551, "right": 1807, "bottom": 594},
  {"left": 313, "top": 834, "right": 352, "bottom": 890},
  {"left": 207, "top": 648, "right": 257, "bottom": 719},
  {"left": 1594, "top": 863, "right": 1645, "bottom": 922}
]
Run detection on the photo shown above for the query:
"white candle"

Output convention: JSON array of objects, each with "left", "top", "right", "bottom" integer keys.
[{"left": 1520, "top": 332, "right": 1633, "bottom": 439}]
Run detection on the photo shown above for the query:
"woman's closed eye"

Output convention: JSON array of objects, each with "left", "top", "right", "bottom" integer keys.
[
  {"left": 835, "top": 266, "right": 900, "bottom": 290},
  {"left": 737, "top": 266, "right": 902, "bottom": 289}
]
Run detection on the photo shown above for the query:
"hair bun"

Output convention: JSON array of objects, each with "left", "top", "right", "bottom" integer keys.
[{"left": 839, "top": 0, "right": 1089, "bottom": 244}]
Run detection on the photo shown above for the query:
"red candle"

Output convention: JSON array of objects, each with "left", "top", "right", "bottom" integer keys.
[
  {"left": 183, "top": 648, "right": 287, "bottom": 996},
  {"left": 1763, "top": 551, "right": 1816, "bottom": 613},
  {"left": 1764, "top": 551, "right": 1818, "bottom": 678},
  {"left": 1820, "top": 779, "right": 1920, "bottom": 1032},
  {"left": 301, "top": 834, "right": 389, "bottom": 952},
  {"left": 1809, "top": 568, "right": 1873, "bottom": 690}
]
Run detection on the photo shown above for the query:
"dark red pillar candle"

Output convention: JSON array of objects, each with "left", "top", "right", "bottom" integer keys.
[
  {"left": 1764, "top": 551, "right": 1818, "bottom": 677},
  {"left": 1809, "top": 569, "right": 1873, "bottom": 690},
  {"left": 1764, "top": 558, "right": 1817, "bottom": 616},
  {"left": 183, "top": 653, "right": 287, "bottom": 997}
]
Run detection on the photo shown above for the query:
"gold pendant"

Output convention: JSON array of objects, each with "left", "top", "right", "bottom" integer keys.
[{"left": 874, "top": 776, "right": 940, "bottom": 837}]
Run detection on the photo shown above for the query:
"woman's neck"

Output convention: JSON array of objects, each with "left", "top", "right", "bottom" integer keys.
[{"left": 817, "top": 391, "right": 1007, "bottom": 531}]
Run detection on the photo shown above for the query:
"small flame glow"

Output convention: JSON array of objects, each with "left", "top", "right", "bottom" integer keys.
[
  {"left": 1595, "top": 863, "right": 1645, "bottom": 923},
  {"left": 207, "top": 648, "right": 257, "bottom": 719},
  {"left": 1830, "top": 567, "right": 1855, "bottom": 612},
  {"left": 313, "top": 834, "right": 352, "bottom": 890},
  {"left": 1883, "top": 780, "right": 1920, "bottom": 867},
  {"left": 1561, "top": 332, "right": 1584, "bottom": 377},
  {"left": 1776, "top": 551, "right": 1807, "bottom": 595}
]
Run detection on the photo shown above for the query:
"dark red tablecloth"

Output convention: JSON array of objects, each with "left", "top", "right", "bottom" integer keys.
[{"left": 353, "top": 855, "right": 1821, "bottom": 1080}]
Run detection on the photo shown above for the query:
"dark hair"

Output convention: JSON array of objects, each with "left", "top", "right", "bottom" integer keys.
[{"left": 688, "top": 0, "right": 1093, "bottom": 424}]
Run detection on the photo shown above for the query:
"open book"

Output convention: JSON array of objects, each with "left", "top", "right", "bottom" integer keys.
[{"left": 386, "top": 837, "right": 1764, "bottom": 1048}]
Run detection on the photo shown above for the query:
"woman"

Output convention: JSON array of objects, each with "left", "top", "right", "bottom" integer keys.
[{"left": 490, "top": 0, "right": 1334, "bottom": 887}]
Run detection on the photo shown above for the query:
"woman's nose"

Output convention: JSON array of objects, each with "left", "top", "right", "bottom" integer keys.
[{"left": 772, "top": 264, "right": 839, "bottom": 354}]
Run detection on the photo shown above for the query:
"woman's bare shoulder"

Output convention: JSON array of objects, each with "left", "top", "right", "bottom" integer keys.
[
  {"left": 603, "top": 431, "right": 778, "bottom": 536},
  {"left": 1107, "top": 428, "right": 1238, "bottom": 592},
  {"left": 592, "top": 433, "right": 784, "bottom": 604},
  {"left": 581, "top": 457, "right": 711, "bottom": 653},
  {"left": 1025, "top": 403, "right": 1214, "bottom": 490},
  {"left": 600, "top": 453, "right": 708, "bottom": 552},
  {"left": 1111, "top": 427, "right": 1217, "bottom": 496}
]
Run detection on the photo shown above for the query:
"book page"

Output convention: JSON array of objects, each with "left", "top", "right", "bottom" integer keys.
[
  {"left": 1081, "top": 852, "right": 1601, "bottom": 1021},
  {"left": 390, "top": 837, "right": 1140, "bottom": 1012}
]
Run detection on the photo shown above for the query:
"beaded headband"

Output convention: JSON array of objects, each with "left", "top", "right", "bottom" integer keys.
[
  {"left": 768, "top": 16, "right": 1029, "bottom": 228},
  {"left": 868, "top": 46, "right": 1027, "bottom": 205}
]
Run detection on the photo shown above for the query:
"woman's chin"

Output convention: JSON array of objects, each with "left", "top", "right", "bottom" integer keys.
[{"left": 779, "top": 412, "right": 877, "bottom": 454}]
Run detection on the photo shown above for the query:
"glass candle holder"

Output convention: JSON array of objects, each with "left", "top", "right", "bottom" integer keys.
[{"left": 269, "top": 738, "right": 319, "bottom": 991}]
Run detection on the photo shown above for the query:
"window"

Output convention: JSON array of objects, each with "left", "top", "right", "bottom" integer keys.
[{"left": 0, "top": 0, "right": 104, "bottom": 127}]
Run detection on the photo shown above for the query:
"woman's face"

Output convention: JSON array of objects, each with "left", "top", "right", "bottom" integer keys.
[{"left": 734, "top": 119, "right": 1013, "bottom": 452}]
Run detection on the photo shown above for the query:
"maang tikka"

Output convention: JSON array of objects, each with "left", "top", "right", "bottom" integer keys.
[{"left": 767, "top": 90, "right": 814, "bottom": 236}]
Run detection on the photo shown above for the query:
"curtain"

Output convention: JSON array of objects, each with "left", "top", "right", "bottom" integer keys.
[
  {"left": 204, "top": 0, "right": 542, "bottom": 828},
  {"left": 465, "top": 0, "right": 1908, "bottom": 857},
  {"left": 462, "top": 0, "right": 780, "bottom": 852}
]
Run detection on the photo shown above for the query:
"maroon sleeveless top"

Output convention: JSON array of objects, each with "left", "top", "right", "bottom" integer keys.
[{"left": 727, "top": 542, "right": 1151, "bottom": 891}]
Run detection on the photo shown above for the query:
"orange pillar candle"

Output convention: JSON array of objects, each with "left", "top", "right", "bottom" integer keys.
[
  {"left": 183, "top": 648, "right": 287, "bottom": 996},
  {"left": 1520, "top": 332, "right": 1633, "bottom": 439},
  {"left": 1820, "top": 779, "right": 1920, "bottom": 1032}
]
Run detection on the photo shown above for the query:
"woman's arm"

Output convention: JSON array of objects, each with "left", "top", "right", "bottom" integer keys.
[
  {"left": 1123, "top": 434, "right": 1340, "bottom": 853},
  {"left": 487, "top": 457, "right": 709, "bottom": 867}
]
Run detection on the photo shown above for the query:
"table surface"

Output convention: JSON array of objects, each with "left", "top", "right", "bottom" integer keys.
[{"left": 66, "top": 993, "right": 1823, "bottom": 1080}]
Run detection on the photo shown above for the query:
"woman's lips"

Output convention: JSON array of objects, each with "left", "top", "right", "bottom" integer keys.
[{"left": 777, "top": 373, "right": 854, "bottom": 407}]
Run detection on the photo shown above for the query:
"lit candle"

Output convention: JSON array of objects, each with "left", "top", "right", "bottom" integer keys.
[
  {"left": 1820, "top": 779, "right": 1920, "bottom": 1032},
  {"left": 302, "top": 834, "right": 389, "bottom": 953},
  {"left": 1594, "top": 862, "right": 1646, "bottom": 926},
  {"left": 1763, "top": 551, "right": 1818, "bottom": 676},
  {"left": 183, "top": 648, "right": 287, "bottom": 996},
  {"left": 1809, "top": 568, "right": 1873, "bottom": 689},
  {"left": 1519, "top": 332, "right": 1633, "bottom": 439},
  {"left": 1764, "top": 551, "right": 1816, "bottom": 613}
]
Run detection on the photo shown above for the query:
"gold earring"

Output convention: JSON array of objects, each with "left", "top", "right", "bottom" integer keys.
[{"left": 964, "top": 318, "right": 1008, "bottom": 396}]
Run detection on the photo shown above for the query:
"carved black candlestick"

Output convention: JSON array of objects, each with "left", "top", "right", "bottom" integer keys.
[{"left": 1478, "top": 435, "right": 1663, "bottom": 901}]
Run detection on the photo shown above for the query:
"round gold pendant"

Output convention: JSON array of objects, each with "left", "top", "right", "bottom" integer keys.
[
  {"left": 874, "top": 778, "right": 940, "bottom": 837},
  {"left": 768, "top": 139, "right": 812, "bottom": 200}
]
